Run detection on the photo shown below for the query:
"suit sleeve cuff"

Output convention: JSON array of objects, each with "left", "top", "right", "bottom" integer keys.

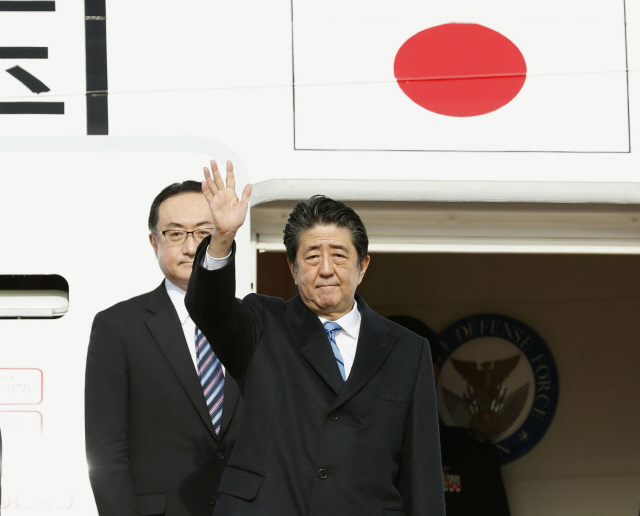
[{"left": 202, "top": 249, "right": 232, "bottom": 270}]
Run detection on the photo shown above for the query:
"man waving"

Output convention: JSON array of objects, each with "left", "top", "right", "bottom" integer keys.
[{"left": 186, "top": 160, "right": 444, "bottom": 516}]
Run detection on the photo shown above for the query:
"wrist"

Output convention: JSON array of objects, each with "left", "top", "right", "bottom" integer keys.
[{"left": 207, "top": 230, "right": 235, "bottom": 258}]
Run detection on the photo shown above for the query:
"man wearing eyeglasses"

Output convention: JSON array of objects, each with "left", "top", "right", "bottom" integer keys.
[{"left": 85, "top": 181, "right": 242, "bottom": 516}]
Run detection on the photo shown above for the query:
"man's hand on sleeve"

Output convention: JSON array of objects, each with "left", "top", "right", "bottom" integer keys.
[{"left": 202, "top": 159, "right": 252, "bottom": 258}]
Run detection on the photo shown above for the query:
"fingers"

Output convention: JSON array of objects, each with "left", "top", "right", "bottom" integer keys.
[
  {"left": 203, "top": 159, "right": 248, "bottom": 209},
  {"left": 211, "top": 160, "right": 225, "bottom": 192},
  {"left": 203, "top": 165, "right": 219, "bottom": 199},
  {"left": 202, "top": 178, "right": 215, "bottom": 204},
  {"left": 241, "top": 183, "right": 252, "bottom": 207},
  {"left": 226, "top": 160, "right": 236, "bottom": 191}
]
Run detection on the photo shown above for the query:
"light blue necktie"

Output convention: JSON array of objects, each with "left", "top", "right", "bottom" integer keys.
[
  {"left": 323, "top": 321, "right": 346, "bottom": 381},
  {"left": 195, "top": 327, "right": 225, "bottom": 435}
]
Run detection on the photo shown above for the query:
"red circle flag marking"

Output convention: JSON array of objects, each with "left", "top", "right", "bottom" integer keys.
[{"left": 394, "top": 23, "right": 527, "bottom": 117}]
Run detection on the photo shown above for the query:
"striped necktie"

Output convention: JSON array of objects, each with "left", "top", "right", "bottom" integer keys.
[
  {"left": 323, "top": 321, "right": 346, "bottom": 381},
  {"left": 195, "top": 327, "right": 225, "bottom": 435}
]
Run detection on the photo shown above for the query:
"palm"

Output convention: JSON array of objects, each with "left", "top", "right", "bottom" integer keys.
[
  {"left": 202, "top": 160, "right": 252, "bottom": 235},
  {"left": 209, "top": 187, "right": 246, "bottom": 234}
]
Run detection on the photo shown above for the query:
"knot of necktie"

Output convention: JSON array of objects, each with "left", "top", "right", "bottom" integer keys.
[{"left": 323, "top": 321, "right": 342, "bottom": 338}]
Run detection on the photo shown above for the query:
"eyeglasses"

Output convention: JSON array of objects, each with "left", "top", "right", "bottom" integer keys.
[{"left": 156, "top": 228, "right": 213, "bottom": 246}]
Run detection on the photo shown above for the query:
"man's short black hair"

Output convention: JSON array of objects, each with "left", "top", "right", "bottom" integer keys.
[
  {"left": 283, "top": 195, "right": 369, "bottom": 269},
  {"left": 148, "top": 180, "right": 203, "bottom": 233},
  {"left": 386, "top": 315, "right": 440, "bottom": 363}
]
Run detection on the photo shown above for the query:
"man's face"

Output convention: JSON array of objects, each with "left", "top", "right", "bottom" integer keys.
[
  {"left": 150, "top": 192, "right": 213, "bottom": 290},
  {"left": 288, "top": 224, "right": 370, "bottom": 321}
]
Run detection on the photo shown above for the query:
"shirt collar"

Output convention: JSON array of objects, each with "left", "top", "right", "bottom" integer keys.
[
  {"left": 318, "top": 301, "right": 360, "bottom": 339},
  {"left": 164, "top": 278, "right": 190, "bottom": 325}
]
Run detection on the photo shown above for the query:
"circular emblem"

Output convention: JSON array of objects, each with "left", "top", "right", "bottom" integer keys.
[{"left": 437, "top": 314, "right": 559, "bottom": 464}]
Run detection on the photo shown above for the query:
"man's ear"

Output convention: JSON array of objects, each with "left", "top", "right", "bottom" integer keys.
[
  {"left": 287, "top": 258, "right": 298, "bottom": 285},
  {"left": 149, "top": 233, "right": 159, "bottom": 257},
  {"left": 357, "top": 255, "right": 370, "bottom": 285}
]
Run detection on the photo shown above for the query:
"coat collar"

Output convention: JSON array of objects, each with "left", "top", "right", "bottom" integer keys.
[
  {"left": 284, "top": 295, "right": 346, "bottom": 396},
  {"left": 144, "top": 282, "right": 239, "bottom": 441},
  {"left": 333, "top": 294, "right": 398, "bottom": 408},
  {"left": 284, "top": 293, "right": 399, "bottom": 404}
]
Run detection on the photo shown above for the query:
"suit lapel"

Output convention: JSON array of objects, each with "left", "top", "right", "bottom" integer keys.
[
  {"left": 284, "top": 296, "right": 345, "bottom": 396},
  {"left": 218, "top": 373, "right": 240, "bottom": 440},
  {"left": 333, "top": 296, "right": 398, "bottom": 408},
  {"left": 144, "top": 284, "right": 219, "bottom": 441}
]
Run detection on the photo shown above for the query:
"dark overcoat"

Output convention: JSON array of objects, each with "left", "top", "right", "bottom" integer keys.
[{"left": 186, "top": 240, "right": 444, "bottom": 516}]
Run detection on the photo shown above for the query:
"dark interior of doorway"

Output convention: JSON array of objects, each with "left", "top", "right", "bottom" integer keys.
[{"left": 256, "top": 250, "right": 640, "bottom": 335}]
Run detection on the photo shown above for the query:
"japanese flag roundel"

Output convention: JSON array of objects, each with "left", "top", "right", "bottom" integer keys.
[
  {"left": 393, "top": 23, "right": 527, "bottom": 117},
  {"left": 292, "top": 0, "right": 629, "bottom": 152}
]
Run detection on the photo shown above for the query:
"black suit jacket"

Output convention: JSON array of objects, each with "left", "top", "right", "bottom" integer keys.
[
  {"left": 85, "top": 283, "right": 242, "bottom": 516},
  {"left": 186, "top": 242, "right": 445, "bottom": 516}
]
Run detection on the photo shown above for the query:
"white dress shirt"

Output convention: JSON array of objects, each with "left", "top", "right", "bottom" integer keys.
[
  {"left": 164, "top": 279, "right": 199, "bottom": 371},
  {"left": 164, "top": 278, "right": 225, "bottom": 376},
  {"left": 203, "top": 251, "right": 361, "bottom": 379},
  {"left": 318, "top": 303, "right": 361, "bottom": 379}
]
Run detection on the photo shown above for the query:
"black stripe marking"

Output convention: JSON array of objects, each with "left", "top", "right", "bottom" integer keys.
[
  {"left": 85, "top": 0, "right": 108, "bottom": 134},
  {"left": 0, "top": 1, "right": 55, "bottom": 11},
  {"left": 6, "top": 65, "right": 50, "bottom": 93},
  {"left": 84, "top": 0, "right": 104, "bottom": 17},
  {"left": 0, "top": 47, "right": 48, "bottom": 59},
  {"left": 86, "top": 94, "right": 108, "bottom": 134},
  {"left": 0, "top": 102, "right": 64, "bottom": 114}
]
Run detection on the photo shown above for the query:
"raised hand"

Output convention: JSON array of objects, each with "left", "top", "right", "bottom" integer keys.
[{"left": 202, "top": 160, "right": 252, "bottom": 257}]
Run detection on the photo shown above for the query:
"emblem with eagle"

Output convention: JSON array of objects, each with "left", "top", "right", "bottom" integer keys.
[
  {"left": 443, "top": 355, "right": 530, "bottom": 439},
  {"left": 437, "top": 314, "right": 559, "bottom": 463}
]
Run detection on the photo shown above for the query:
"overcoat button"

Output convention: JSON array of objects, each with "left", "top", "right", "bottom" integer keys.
[
  {"left": 217, "top": 452, "right": 225, "bottom": 460},
  {"left": 209, "top": 496, "right": 217, "bottom": 505},
  {"left": 318, "top": 469, "right": 328, "bottom": 479},
  {"left": 329, "top": 411, "right": 339, "bottom": 421}
]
